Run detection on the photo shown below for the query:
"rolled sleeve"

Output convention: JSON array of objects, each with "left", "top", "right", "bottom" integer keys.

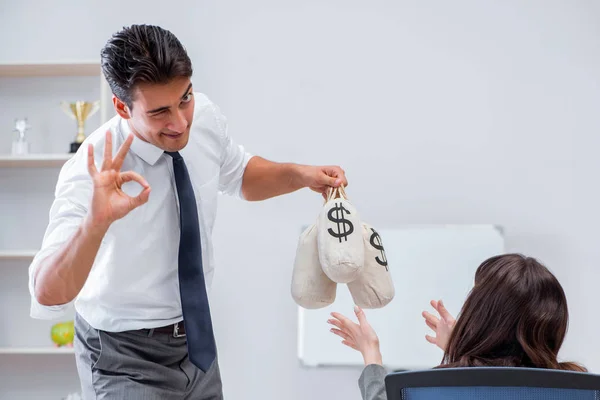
[
  {"left": 211, "top": 103, "right": 253, "bottom": 199},
  {"left": 29, "top": 158, "right": 91, "bottom": 320}
]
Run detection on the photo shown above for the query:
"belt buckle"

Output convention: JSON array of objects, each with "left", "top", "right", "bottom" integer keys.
[{"left": 173, "top": 322, "right": 186, "bottom": 338}]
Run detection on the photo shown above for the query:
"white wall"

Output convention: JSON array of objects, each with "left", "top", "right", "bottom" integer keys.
[{"left": 2, "top": 1, "right": 600, "bottom": 398}]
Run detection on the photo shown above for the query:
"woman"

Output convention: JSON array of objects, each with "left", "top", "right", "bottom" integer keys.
[{"left": 328, "top": 253, "right": 585, "bottom": 400}]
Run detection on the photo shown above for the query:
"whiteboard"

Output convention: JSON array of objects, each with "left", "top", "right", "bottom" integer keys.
[{"left": 297, "top": 224, "right": 504, "bottom": 371}]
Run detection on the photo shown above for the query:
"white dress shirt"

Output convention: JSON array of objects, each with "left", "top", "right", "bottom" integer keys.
[{"left": 28, "top": 92, "right": 253, "bottom": 332}]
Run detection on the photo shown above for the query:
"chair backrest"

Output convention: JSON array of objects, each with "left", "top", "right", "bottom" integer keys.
[{"left": 385, "top": 367, "right": 600, "bottom": 400}]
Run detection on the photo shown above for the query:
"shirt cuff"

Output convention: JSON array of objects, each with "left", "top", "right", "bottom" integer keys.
[
  {"left": 360, "top": 363, "right": 388, "bottom": 381},
  {"left": 28, "top": 250, "right": 72, "bottom": 320},
  {"left": 30, "top": 298, "right": 71, "bottom": 320},
  {"left": 236, "top": 153, "right": 255, "bottom": 200}
]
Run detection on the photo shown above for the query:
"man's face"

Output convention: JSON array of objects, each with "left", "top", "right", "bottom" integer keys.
[{"left": 115, "top": 77, "right": 195, "bottom": 152}]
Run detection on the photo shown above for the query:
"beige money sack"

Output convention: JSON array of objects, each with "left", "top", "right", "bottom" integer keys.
[
  {"left": 347, "top": 223, "right": 395, "bottom": 309},
  {"left": 291, "top": 224, "right": 337, "bottom": 309},
  {"left": 317, "top": 186, "right": 364, "bottom": 283}
]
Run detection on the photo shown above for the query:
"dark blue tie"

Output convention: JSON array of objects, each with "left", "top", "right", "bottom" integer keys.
[{"left": 167, "top": 151, "right": 216, "bottom": 372}]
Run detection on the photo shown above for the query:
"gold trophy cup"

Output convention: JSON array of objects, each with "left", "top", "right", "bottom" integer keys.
[{"left": 60, "top": 101, "right": 100, "bottom": 153}]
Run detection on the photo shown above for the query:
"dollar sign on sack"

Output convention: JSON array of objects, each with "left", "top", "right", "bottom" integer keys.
[
  {"left": 369, "top": 228, "right": 388, "bottom": 270},
  {"left": 327, "top": 202, "right": 354, "bottom": 243}
]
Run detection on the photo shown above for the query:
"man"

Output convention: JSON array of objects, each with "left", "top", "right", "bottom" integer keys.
[{"left": 28, "top": 24, "right": 347, "bottom": 399}]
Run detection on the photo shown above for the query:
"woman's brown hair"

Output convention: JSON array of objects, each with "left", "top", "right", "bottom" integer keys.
[{"left": 440, "top": 253, "right": 585, "bottom": 372}]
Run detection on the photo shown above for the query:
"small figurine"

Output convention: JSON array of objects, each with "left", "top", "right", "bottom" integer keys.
[
  {"left": 51, "top": 320, "right": 75, "bottom": 347},
  {"left": 11, "top": 118, "right": 31, "bottom": 155}
]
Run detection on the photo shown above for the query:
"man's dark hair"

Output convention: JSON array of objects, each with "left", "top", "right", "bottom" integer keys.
[{"left": 100, "top": 24, "right": 193, "bottom": 108}]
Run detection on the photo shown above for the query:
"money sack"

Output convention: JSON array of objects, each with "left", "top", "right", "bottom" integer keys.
[
  {"left": 291, "top": 224, "right": 337, "bottom": 309},
  {"left": 347, "top": 223, "right": 395, "bottom": 309},
  {"left": 317, "top": 186, "right": 364, "bottom": 283}
]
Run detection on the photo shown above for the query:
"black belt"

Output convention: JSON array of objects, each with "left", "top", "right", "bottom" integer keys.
[{"left": 150, "top": 321, "right": 186, "bottom": 337}]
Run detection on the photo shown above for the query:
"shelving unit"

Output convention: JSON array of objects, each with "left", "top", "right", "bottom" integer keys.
[{"left": 0, "top": 60, "right": 105, "bottom": 370}]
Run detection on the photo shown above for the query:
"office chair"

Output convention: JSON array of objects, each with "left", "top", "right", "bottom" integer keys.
[{"left": 385, "top": 367, "right": 600, "bottom": 400}]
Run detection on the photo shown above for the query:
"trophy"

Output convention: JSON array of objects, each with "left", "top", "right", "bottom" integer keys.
[
  {"left": 60, "top": 101, "right": 100, "bottom": 153},
  {"left": 11, "top": 118, "right": 31, "bottom": 155}
]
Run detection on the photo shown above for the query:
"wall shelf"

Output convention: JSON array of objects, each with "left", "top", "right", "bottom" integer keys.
[
  {"left": 0, "top": 347, "right": 74, "bottom": 355},
  {"left": 0, "top": 250, "right": 38, "bottom": 261},
  {"left": 0, "top": 61, "right": 101, "bottom": 77},
  {"left": 0, "top": 154, "right": 73, "bottom": 168}
]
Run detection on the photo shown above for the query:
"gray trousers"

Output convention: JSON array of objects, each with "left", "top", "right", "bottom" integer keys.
[{"left": 74, "top": 313, "right": 223, "bottom": 399}]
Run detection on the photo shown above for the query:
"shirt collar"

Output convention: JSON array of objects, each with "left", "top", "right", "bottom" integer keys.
[{"left": 119, "top": 117, "right": 164, "bottom": 166}]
